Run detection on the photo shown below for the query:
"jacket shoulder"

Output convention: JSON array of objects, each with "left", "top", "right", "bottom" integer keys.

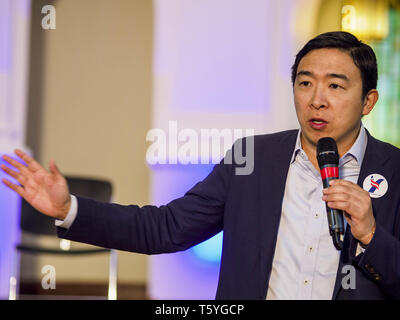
[
  {"left": 253, "top": 129, "right": 299, "bottom": 145},
  {"left": 232, "top": 129, "right": 298, "bottom": 159},
  {"left": 368, "top": 133, "right": 400, "bottom": 164}
]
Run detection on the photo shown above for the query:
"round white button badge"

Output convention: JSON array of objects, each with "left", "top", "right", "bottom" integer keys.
[{"left": 363, "top": 174, "right": 388, "bottom": 198}]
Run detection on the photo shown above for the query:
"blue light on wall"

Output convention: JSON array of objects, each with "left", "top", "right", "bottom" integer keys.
[
  {"left": 150, "top": 162, "right": 224, "bottom": 264},
  {"left": 0, "top": 153, "right": 22, "bottom": 298},
  {"left": 191, "top": 231, "right": 223, "bottom": 263},
  {"left": 149, "top": 161, "right": 223, "bottom": 298}
]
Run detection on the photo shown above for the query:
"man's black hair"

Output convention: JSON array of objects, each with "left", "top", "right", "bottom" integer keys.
[{"left": 291, "top": 31, "right": 378, "bottom": 100}]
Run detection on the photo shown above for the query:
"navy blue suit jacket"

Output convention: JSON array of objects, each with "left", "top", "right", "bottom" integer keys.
[{"left": 58, "top": 129, "right": 400, "bottom": 299}]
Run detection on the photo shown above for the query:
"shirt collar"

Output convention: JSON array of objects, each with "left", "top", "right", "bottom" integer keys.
[
  {"left": 290, "top": 123, "right": 368, "bottom": 167},
  {"left": 290, "top": 131, "right": 303, "bottom": 164},
  {"left": 340, "top": 123, "right": 367, "bottom": 167}
]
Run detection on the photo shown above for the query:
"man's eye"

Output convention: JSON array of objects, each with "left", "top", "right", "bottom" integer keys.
[
  {"left": 299, "top": 81, "right": 311, "bottom": 87},
  {"left": 330, "top": 83, "right": 342, "bottom": 89}
]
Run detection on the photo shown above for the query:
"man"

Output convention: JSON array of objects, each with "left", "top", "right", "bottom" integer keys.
[{"left": 2, "top": 31, "right": 400, "bottom": 299}]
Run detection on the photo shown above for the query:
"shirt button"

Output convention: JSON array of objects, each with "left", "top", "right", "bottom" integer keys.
[
  {"left": 309, "top": 246, "right": 313, "bottom": 252},
  {"left": 304, "top": 279, "right": 309, "bottom": 285},
  {"left": 315, "top": 213, "right": 319, "bottom": 219}
]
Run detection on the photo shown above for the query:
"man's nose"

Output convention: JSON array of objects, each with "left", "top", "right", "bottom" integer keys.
[{"left": 310, "top": 86, "right": 328, "bottom": 110}]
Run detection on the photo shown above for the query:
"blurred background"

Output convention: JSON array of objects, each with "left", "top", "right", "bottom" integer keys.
[{"left": 0, "top": 0, "right": 399, "bottom": 300}]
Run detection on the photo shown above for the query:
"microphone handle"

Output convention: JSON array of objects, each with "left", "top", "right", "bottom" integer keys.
[
  {"left": 323, "top": 176, "right": 344, "bottom": 250},
  {"left": 325, "top": 203, "right": 344, "bottom": 250}
]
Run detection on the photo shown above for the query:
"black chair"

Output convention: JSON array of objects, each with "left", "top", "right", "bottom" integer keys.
[{"left": 9, "top": 176, "right": 118, "bottom": 300}]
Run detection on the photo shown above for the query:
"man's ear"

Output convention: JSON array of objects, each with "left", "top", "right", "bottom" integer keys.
[{"left": 362, "top": 89, "right": 379, "bottom": 116}]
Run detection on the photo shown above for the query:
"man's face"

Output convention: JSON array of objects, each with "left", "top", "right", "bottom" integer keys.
[{"left": 293, "top": 48, "right": 369, "bottom": 155}]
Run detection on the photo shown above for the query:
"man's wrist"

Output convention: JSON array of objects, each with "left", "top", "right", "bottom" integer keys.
[
  {"left": 60, "top": 197, "right": 72, "bottom": 220},
  {"left": 359, "top": 222, "right": 376, "bottom": 248},
  {"left": 55, "top": 195, "right": 78, "bottom": 229}
]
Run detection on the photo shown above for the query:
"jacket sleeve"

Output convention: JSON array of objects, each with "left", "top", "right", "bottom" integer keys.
[
  {"left": 355, "top": 222, "right": 400, "bottom": 299},
  {"left": 57, "top": 155, "right": 233, "bottom": 254}
]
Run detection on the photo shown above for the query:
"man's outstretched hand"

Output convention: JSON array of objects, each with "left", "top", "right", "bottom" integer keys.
[{"left": 1, "top": 149, "right": 71, "bottom": 220}]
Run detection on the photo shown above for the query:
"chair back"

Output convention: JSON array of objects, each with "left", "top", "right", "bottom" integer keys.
[{"left": 20, "top": 176, "right": 112, "bottom": 235}]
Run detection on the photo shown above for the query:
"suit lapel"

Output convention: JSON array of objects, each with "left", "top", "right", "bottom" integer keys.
[
  {"left": 332, "top": 129, "right": 391, "bottom": 299},
  {"left": 260, "top": 130, "right": 298, "bottom": 298}
]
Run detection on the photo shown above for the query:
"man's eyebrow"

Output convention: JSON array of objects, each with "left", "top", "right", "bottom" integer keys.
[
  {"left": 296, "top": 70, "right": 313, "bottom": 78},
  {"left": 296, "top": 70, "right": 350, "bottom": 82},
  {"left": 327, "top": 73, "right": 350, "bottom": 82}
]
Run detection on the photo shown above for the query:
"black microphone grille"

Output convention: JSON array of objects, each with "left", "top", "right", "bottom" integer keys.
[
  {"left": 317, "top": 137, "right": 339, "bottom": 167},
  {"left": 317, "top": 137, "right": 338, "bottom": 154}
]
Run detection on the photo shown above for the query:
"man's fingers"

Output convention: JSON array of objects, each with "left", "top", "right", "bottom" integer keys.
[
  {"left": 327, "top": 200, "right": 352, "bottom": 213},
  {"left": 329, "top": 179, "right": 360, "bottom": 190},
  {"left": 2, "top": 154, "right": 27, "bottom": 171},
  {"left": 1, "top": 178, "right": 25, "bottom": 198},
  {"left": 0, "top": 164, "right": 27, "bottom": 186},
  {"left": 323, "top": 185, "right": 352, "bottom": 197},
  {"left": 323, "top": 192, "right": 350, "bottom": 202},
  {"left": 330, "top": 179, "right": 354, "bottom": 186},
  {"left": 323, "top": 183, "right": 361, "bottom": 196},
  {"left": 14, "top": 149, "right": 42, "bottom": 173}
]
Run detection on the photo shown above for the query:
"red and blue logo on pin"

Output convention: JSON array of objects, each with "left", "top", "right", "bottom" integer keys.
[{"left": 363, "top": 174, "right": 388, "bottom": 198}]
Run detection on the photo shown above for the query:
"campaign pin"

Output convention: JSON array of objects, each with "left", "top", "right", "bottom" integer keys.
[{"left": 363, "top": 174, "right": 388, "bottom": 198}]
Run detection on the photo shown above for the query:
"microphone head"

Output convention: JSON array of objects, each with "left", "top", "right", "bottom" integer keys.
[{"left": 316, "top": 137, "right": 339, "bottom": 168}]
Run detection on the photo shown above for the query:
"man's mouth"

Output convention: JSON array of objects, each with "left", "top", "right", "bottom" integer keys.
[{"left": 309, "top": 118, "right": 328, "bottom": 129}]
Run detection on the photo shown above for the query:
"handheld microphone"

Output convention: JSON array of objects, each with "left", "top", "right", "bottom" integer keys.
[{"left": 317, "top": 137, "right": 344, "bottom": 250}]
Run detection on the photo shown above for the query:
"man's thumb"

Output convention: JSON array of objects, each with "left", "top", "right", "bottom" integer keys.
[{"left": 49, "top": 159, "right": 61, "bottom": 176}]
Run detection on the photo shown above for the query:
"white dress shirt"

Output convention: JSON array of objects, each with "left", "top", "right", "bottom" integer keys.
[{"left": 266, "top": 125, "right": 367, "bottom": 299}]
